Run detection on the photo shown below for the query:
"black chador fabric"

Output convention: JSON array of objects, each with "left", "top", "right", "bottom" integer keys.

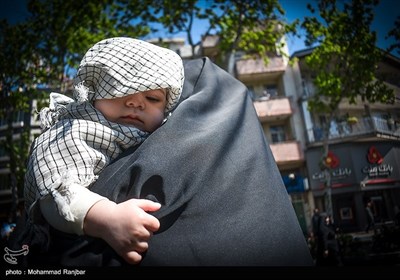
[{"left": 11, "top": 57, "right": 313, "bottom": 266}]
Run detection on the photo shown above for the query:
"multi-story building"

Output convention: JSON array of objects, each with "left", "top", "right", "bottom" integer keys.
[{"left": 290, "top": 48, "right": 400, "bottom": 233}]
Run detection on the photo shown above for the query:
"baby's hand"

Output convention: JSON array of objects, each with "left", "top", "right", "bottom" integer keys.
[{"left": 84, "top": 198, "right": 161, "bottom": 264}]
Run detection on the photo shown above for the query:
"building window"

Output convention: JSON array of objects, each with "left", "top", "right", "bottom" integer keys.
[
  {"left": 0, "top": 173, "right": 10, "bottom": 192},
  {"left": 0, "top": 144, "right": 6, "bottom": 157},
  {"left": 270, "top": 125, "right": 286, "bottom": 143},
  {"left": 263, "top": 85, "right": 278, "bottom": 98},
  {"left": 339, "top": 207, "right": 353, "bottom": 220},
  {"left": 13, "top": 110, "right": 25, "bottom": 122},
  {"left": 250, "top": 84, "right": 278, "bottom": 101}
]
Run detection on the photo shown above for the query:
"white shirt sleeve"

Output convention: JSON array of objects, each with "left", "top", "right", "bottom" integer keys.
[{"left": 39, "top": 183, "right": 108, "bottom": 235}]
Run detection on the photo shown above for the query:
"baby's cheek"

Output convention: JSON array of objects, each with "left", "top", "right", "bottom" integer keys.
[{"left": 151, "top": 113, "right": 165, "bottom": 131}]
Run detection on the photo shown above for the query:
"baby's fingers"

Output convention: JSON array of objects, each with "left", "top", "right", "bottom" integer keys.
[
  {"left": 133, "top": 199, "right": 161, "bottom": 212},
  {"left": 123, "top": 250, "right": 143, "bottom": 265},
  {"left": 121, "top": 241, "right": 150, "bottom": 264}
]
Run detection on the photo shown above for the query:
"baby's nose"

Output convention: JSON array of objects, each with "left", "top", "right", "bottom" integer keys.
[{"left": 126, "top": 94, "right": 144, "bottom": 109}]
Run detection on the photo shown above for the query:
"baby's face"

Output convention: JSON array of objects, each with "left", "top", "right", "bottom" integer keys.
[{"left": 94, "top": 89, "right": 167, "bottom": 132}]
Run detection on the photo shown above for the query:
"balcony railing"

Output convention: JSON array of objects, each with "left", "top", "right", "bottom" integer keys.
[
  {"left": 253, "top": 96, "right": 292, "bottom": 121},
  {"left": 307, "top": 116, "right": 400, "bottom": 143},
  {"left": 270, "top": 140, "right": 304, "bottom": 166},
  {"left": 236, "top": 57, "right": 285, "bottom": 78}
]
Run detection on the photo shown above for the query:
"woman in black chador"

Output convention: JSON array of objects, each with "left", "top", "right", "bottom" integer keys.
[{"left": 320, "top": 215, "right": 343, "bottom": 266}]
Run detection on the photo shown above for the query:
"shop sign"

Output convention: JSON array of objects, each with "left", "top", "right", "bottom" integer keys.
[
  {"left": 362, "top": 146, "right": 393, "bottom": 178},
  {"left": 312, "top": 167, "right": 352, "bottom": 181},
  {"left": 311, "top": 150, "right": 352, "bottom": 182}
]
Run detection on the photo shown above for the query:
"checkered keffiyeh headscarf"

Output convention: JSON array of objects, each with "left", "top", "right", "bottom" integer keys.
[
  {"left": 24, "top": 37, "right": 184, "bottom": 222},
  {"left": 74, "top": 37, "right": 184, "bottom": 113}
]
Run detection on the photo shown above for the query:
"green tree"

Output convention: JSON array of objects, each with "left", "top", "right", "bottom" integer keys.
[
  {"left": 26, "top": 0, "right": 152, "bottom": 92},
  {"left": 301, "top": 0, "right": 395, "bottom": 215},
  {"left": 130, "top": 0, "right": 297, "bottom": 72},
  {"left": 0, "top": 20, "right": 37, "bottom": 222}
]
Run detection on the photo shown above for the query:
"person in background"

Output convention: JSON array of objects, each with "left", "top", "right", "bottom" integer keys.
[
  {"left": 365, "top": 200, "right": 375, "bottom": 233},
  {"left": 312, "top": 208, "right": 322, "bottom": 237},
  {"left": 320, "top": 215, "right": 343, "bottom": 266},
  {"left": 311, "top": 208, "right": 323, "bottom": 265}
]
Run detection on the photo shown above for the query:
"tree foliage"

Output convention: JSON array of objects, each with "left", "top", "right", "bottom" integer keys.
[
  {"left": 25, "top": 0, "right": 152, "bottom": 92},
  {"left": 302, "top": 0, "right": 394, "bottom": 116},
  {"left": 301, "top": 0, "right": 395, "bottom": 215},
  {"left": 0, "top": 20, "right": 36, "bottom": 220},
  {"left": 127, "top": 0, "right": 297, "bottom": 70}
]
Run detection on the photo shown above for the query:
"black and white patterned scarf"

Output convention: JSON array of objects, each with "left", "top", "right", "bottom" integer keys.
[{"left": 24, "top": 37, "right": 184, "bottom": 221}]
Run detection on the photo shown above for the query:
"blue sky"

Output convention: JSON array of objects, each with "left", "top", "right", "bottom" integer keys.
[
  {"left": 280, "top": 0, "right": 399, "bottom": 56},
  {"left": 1, "top": 0, "right": 398, "bottom": 56}
]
